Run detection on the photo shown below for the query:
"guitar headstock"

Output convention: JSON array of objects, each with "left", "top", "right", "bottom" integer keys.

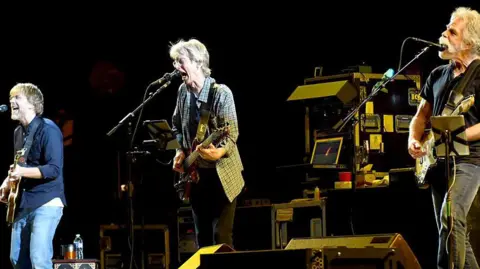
[{"left": 197, "top": 123, "right": 231, "bottom": 148}]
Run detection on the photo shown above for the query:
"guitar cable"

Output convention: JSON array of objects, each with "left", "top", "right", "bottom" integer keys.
[
  {"left": 445, "top": 156, "right": 456, "bottom": 255},
  {"left": 155, "top": 158, "right": 172, "bottom": 166},
  {"left": 126, "top": 77, "right": 152, "bottom": 269},
  {"left": 349, "top": 200, "right": 355, "bottom": 235}
]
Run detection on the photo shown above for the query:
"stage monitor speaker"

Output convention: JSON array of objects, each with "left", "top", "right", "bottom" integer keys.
[
  {"left": 53, "top": 259, "right": 99, "bottom": 269},
  {"left": 285, "top": 233, "right": 421, "bottom": 269},
  {"left": 179, "top": 243, "right": 234, "bottom": 269},
  {"left": 198, "top": 247, "right": 415, "bottom": 269}
]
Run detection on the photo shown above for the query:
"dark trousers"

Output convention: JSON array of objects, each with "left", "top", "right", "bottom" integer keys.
[
  {"left": 430, "top": 161, "right": 480, "bottom": 269},
  {"left": 190, "top": 168, "right": 237, "bottom": 248}
]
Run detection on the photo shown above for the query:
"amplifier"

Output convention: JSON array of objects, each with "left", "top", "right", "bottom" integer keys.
[{"left": 99, "top": 224, "right": 169, "bottom": 269}]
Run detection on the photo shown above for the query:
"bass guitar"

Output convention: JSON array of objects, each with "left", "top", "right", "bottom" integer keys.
[
  {"left": 6, "top": 148, "right": 26, "bottom": 224},
  {"left": 415, "top": 94, "right": 474, "bottom": 188},
  {"left": 174, "top": 125, "right": 230, "bottom": 202}
]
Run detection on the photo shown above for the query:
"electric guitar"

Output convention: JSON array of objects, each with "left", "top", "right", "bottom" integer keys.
[
  {"left": 174, "top": 125, "right": 230, "bottom": 202},
  {"left": 415, "top": 94, "right": 475, "bottom": 188},
  {"left": 6, "top": 148, "right": 26, "bottom": 224}
]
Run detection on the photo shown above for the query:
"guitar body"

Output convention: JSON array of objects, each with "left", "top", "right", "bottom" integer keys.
[
  {"left": 6, "top": 148, "right": 26, "bottom": 225},
  {"left": 415, "top": 94, "right": 475, "bottom": 187},
  {"left": 6, "top": 179, "right": 21, "bottom": 224},
  {"left": 173, "top": 126, "right": 230, "bottom": 203},
  {"left": 185, "top": 139, "right": 200, "bottom": 184},
  {"left": 174, "top": 141, "right": 200, "bottom": 202},
  {"left": 415, "top": 131, "right": 437, "bottom": 188}
]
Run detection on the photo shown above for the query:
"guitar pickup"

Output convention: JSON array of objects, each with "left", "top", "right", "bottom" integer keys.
[
  {"left": 360, "top": 114, "right": 381, "bottom": 132},
  {"left": 395, "top": 115, "right": 413, "bottom": 133}
]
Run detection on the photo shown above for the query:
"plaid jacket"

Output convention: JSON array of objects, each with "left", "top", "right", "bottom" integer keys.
[{"left": 172, "top": 76, "right": 244, "bottom": 202}]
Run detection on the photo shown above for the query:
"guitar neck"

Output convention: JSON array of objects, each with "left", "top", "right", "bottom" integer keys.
[
  {"left": 185, "top": 151, "right": 199, "bottom": 168},
  {"left": 183, "top": 135, "right": 217, "bottom": 169}
]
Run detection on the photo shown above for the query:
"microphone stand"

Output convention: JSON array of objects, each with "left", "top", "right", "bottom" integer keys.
[
  {"left": 107, "top": 81, "right": 173, "bottom": 137},
  {"left": 334, "top": 46, "right": 431, "bottom": 133},
  {"left": 106, "top": 79, "right": 174, "bottom": 269}
]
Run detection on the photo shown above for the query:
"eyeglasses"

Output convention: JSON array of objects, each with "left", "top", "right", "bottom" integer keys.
[{"left": 173, "top": 56, "right": 190, "bottom": 68}]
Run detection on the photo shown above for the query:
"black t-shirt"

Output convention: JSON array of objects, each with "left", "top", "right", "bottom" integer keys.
[{"left": 420, "top": 62, "right": 480, "bottom": 165}]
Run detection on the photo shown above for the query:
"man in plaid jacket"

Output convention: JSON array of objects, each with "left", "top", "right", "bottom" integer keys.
[{"left": 171, "top": 38, "right": 244, "bottom": 248}]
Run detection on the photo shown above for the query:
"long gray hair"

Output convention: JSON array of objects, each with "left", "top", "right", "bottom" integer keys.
[
  {"left": 169, "top": 38, "right": 211, "bottom": 76},
  {"left": 452, "top": 7, "right": 480, "bottom": 55}
]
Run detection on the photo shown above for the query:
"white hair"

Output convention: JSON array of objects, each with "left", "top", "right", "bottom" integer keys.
[
  {"left": 169, "top": 38, "right": 211, "bottom": 76},
  {"left": 451, "top": 7, "right": 480, "bottom": 55}
]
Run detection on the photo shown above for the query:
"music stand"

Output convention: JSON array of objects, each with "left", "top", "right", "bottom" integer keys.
[
  {"left": 129, "top": 119, "right": 180, "bottom": 269},
  {"left": 430, "top": 115, "right": 469, "bottom": 269},
  {"left": 143, "top": 119, "right": 181, "bottom": 151}
]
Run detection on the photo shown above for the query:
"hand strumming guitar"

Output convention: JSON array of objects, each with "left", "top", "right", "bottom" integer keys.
[
  {"left": 0, "top": 176, "right": 9, "bottom": 203},
  {"left": 0, "top": 164, "right": 22, "bottom": 203},
  {"left": 197, "top": 143, "right": 226, "bottom": 161},
  {"left": 408, "top": 138, "right": 427, "bottom": 159},
  {"left": 173, "top": 150, "right": 186, "bottom": 173}
]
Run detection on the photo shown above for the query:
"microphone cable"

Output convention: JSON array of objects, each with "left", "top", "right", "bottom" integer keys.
[{"left": 397, "top": 37, "right": 423, "bottom": 88}]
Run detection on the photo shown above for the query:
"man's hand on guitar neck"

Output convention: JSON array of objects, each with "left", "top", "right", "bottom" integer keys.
[
  {"left": 173, "top": 150, "right": 186, "bottom": 173},
  {"left": 408, "top": 138, "right": 427, "bottom": 159},
  {"left": 197, "top": 143, "right": 226, "bottom": 161}
]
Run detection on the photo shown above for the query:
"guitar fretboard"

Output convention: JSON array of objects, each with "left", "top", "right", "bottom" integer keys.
[{"left": 184, "top": 133, "right": 219, "bottom": 168}]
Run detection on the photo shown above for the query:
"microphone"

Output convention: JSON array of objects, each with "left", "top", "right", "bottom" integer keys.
[
  {"left": 148, "top": 70, "right": 180, "bottom": 88},
  {"left": 374, "top": 68, "right": 394, "bottom": 88},
  {"left": 411, "top": 37, "right": 448, "bottom": 51},
  {"left": 380, "top": 68, "right": 394, "bottom": 80},
  {"left": 0, "top": 104, "right": 7, "bottom": 113}
]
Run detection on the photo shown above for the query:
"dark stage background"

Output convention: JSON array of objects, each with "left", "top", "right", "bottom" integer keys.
[{"left": 1, "top": 1, "right": 480, "bottom": 268}]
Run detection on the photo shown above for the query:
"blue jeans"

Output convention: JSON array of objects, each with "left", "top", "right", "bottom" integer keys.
[
  {"left": 10, "top": 205, "right": 63, "bottom": 269},
  {"left": 431, "top": 161, "right": 480, "bottom": 269}
]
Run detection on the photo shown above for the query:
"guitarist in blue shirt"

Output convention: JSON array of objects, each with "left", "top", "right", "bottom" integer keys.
[
  {"left": 408, "top": 7, "right": 480, "bottom": 269},
  {"left": 0, "top": 83, "right": 65, "bottom": 269}
]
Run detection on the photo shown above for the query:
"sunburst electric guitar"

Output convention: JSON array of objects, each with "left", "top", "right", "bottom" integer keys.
[
  {"left": 415, "top": 94, "right": 475, "bottom": 188},
  {"left": 174, "top": 125, "right": 230, "bottom": 202},
  {"left": 6, "top": 148, "right": 26, "bottom": 224}
]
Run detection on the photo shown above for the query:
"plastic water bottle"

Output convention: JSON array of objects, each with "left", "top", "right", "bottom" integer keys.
[{"left": 73, "top": 234, "right": 84, "bottom": 259}]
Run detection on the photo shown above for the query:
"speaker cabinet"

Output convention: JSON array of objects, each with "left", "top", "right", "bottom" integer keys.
[
  {"left": 53, "top": 259, "right": 99, "bottom": 269},
  {"left": 99, "top": 224, "right": 169, "bottom": 269},
  {"left": 198, "top": 248, "right": 411, "bottom": 269},
  {"left": 286, "top": 233, "right": 421, "bottom": 269}
]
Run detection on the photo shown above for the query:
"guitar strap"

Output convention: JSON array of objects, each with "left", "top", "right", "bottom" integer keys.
[
  {"left": 14, "top": 117, "right": 43, "bottom": 166},
  {"left": 194, "top": 81, "right": 218, "bottom": 143},
  {"left": 441, "top": 59, "right": 480, "bottom": 115}
]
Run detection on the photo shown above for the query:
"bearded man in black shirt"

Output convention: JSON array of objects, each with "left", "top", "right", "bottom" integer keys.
[{"left": 408, "top": 6, "right": 480, "bottom": 269}]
